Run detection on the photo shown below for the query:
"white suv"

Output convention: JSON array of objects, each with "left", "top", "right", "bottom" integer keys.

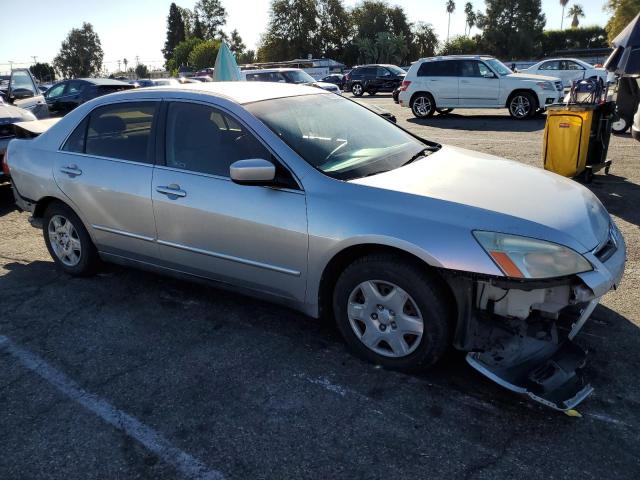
[{"left": 398, "top": 55, "right": 564, "bottom": 120}]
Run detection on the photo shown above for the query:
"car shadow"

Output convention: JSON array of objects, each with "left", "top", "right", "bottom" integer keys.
[
  {"left": 1, "top": 259, "right": 639, "bottom": 423},
  {"left": 0, "top": 182, "right": 17, "bottom": 217},
  {"left": 407, "top": 113, "right": 546, "bottom": 133},
  {"left": 587, "top": 173, "right": 640, "bottom": 227}
]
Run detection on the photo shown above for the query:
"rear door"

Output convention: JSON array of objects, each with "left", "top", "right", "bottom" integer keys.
[
  {"left": 9, "top": 69, "right": 48, "bottom": 118},
  {"left": 53, "top": 101, "right": 160, "bottom": 261},
  {"left": 58, "top": 80, "right": 86, "bottom": 114},
  {"left": 151, "top": 100, "right": 308, "bottom": 302},
  {"left": 458, "top": 60, "right": 500, "bottom": 106},
  {"left": 417, "top": 61, "right": 459, "bottom": 107}
]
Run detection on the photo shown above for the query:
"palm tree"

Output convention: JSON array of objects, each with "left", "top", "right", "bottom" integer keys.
[
  {"left": 446, "top": 0, "right": 456, "bottom": 42},
  {"left": 464, "top": 2, "right": 476, "bottom": 37},
  {"left": 123, "top": 58, "right": 129, "bottom": 72},
  {"left": 560, "top": 0, "right": 570, "bottom": 30},
  {"left": 567, "top": 4, "right": 585, "bottom": 28}
]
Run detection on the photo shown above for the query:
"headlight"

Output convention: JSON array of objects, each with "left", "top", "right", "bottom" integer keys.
[
  {"left": 535, "top": 81, "right": 554, "bottom": 91},
  {"left": 473, "top": 231, "right": 592, "bottom": 279}
]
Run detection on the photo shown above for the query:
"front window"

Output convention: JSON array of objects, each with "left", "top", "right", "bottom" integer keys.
[
  {"left": 282, "top": 70, "right": 316, "bottom": 84},
  {"left": 485, "top": 58, "right": 513, "bottom": 76},
  {"left": 10, "top": 70, "right": 36, "bottom": 96},
  {"left": 247, "top": 94, "right": 435, "bottom": 180}
]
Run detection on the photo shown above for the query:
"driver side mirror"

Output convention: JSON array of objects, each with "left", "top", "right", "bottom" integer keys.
[
  {"left": 10, "top": 88, "right": 35, "bottom": 100},
  {"left": 230, "top": 159, "right": 276, "bottom": 185},
  {"left": 483, "top": 72, "right": 497, "bottom": 79}
]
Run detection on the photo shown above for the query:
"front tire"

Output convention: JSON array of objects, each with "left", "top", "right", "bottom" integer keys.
[
  {"left": 411, "top": 93, "right": 436, "bottom": 118},
  {"left": 43, "top": 202, "right": 99, "bottom": 276},
  {"left": 351, "top": 82, "right": 364, "bottom": 97},
  {"left": 508, "top": 92, "right": 536, "bottom": 119},
  {"left": 333, "top": 254, "right": 452, "bottom": 372},
  {"left": 612, "top": 116, "right": 629, "bottom": 134}
]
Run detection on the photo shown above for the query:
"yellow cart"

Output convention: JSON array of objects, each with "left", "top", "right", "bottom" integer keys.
[{"left": 543, "top": 102, "right": 614, "bottom": 182}]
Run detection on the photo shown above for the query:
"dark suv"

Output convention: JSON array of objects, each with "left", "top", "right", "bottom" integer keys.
[
  {"left": 344, "top": 64, "right": 406, "bottom": 97},
  {"left": 44, "top": 78, "right": 134, "bottom": 116}
]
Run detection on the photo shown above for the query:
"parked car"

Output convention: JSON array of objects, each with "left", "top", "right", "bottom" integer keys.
[
  {"left": 7, "top": 82, "right": 625, "bottom": 410},
  {"left": 399, "top": 55, "right": 565, "bottom": 119},
  {"left": 523, "top": 58, "right": 607, "bottom": 88},
  {"left": 320, "top": 74, "right": 345, "bottom": 89},
  {"left": 0, "top": 69, "right": 49, "bottom": 119},
  {"left": 44, "top": 78, "right": 135, "bottom": 116},
  {"left": 134, "top": 78, "right": 181, "bottom": 88},
  {"left": 241, "top": 68, "right": 340, "bottom": 94},
  {"left": 0, "top": 102, "right": 37, "bottom": 181},
  {"left": 191, "top": 75, "right": 214, "bottom": 82},
  {"left": 343, "top": 64, "right": 406, "bottom": 97},
  {"left": 633, "top": 98, "right": 640, "bottom": 141}
]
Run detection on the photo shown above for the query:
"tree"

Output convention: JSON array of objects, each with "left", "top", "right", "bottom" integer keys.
[
  {"left": 446, "top": 0, "right": 456, "bottom": 42},
  {"left": 540, "top": 26, "right": 608, "bottom": 56},
  {"left": 188, "top": 40, "right": 221, "bottom": 70},
  {"left": 237, "top": 50, "right": 256, "bottom": 64},
  {"left": 194, "top": 0, "right": 227, "bottom": 40},
  {"left": 567, "top": 4, "right": 585, "bottom": 28},
  {"left": 193, "top": 15, "right": 205, "bottom": 39},
  {"left": 477, "top": 0, "right": 546, "bottom": 59},
  {"left": 178, "top": 6, "right": 195, "bottom": 37},
  {"left": 464, "top": 2, "right": 476, "bottom": 36},
  {"left": 135, "top": 63, "right": 149, "bottom": 78},
  {"left": 355, "top": 32, "right": 408, "bottom": 64},
  {"left": 167, "top": 37, "right": 204, "bottom": 72},
  {"left": 30, "top": 62, "right": 55, "bottom": 82},
  {"left": 605, "top": 0, "right": 640, "bottom": 42},
  {"left": 439, "top": 35, "right": 479, "bottom": 55},
  {"left": 53, "top": 22, "right": 104, "bottom": 78},
  {"left": 123, "top": 58, "right": 128, "bottom": 72},
  {"left": 560, "top": 0, "right": 570, "bottom": 30},
  {"left": 163, "top": 3, "right": 187, "bottom": 65},
  {"left": 317, "top": 0, "right": 352, "bottom": 60},
  {"left": 229, "top": 29, "right": 246, "bottom": 55},
  {"left": 412, "top": 22, "right": 439, "bottom": 58}
]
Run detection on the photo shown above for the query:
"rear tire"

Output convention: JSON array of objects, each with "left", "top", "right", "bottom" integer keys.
[
  {"left": 333, "top": 254, "right": 452, "bottom": 372},
  {"left": 411, "top": 93, "right": 436, "bottom": 118},
  {"left": 351, "top": 82, "right": 364, "bottom": 97},
  {"left": 43, "top": 202, "right": 99, "bottom": 276}
]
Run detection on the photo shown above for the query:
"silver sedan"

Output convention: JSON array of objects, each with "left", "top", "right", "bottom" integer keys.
[{"left": 7, "top": 82, "right": 626, "bottom": 411}]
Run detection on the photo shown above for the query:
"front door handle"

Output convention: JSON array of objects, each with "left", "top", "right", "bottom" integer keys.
[
  {"left": 60, "top": 164, "right": 82, "bottom": 176},
  {"left": 156, "top": 184, "right": 187, "bottom": 198}
]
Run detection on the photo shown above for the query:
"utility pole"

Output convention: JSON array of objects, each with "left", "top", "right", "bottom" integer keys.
[
  {"left": 135, "top": 56, "right": 140, "bottom": 67},
  {"left": 117, "top": 59, "right": 122, "bottom": 73},
  {"left": 8, "top": 60, "right": 14, "bottom": 71},
  {"left": 31, "top": 56, "right": 37, "bottom": 65}
]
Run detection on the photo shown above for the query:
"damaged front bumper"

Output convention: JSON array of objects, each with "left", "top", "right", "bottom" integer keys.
[{"left": 447, "top": 224, "right": 626, "bottom": 411}]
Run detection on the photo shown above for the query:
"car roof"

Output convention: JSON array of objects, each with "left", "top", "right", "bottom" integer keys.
[
  {"left": 537, "top": 58, "right": 589, "bottom": 64},
  {"left": 107, "top": 81, "right": 326, "bottom": 105},
  {"left": 242, "top": 68, "right": 300, "bottom": 74},
  {"left": 418, "top": 55, "right": 495, "bottom": 62},
  {"left": 74, "top": 78, "right": 132, "bottom": 86}
]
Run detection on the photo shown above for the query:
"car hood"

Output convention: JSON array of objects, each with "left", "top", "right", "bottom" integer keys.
[
  {"left": 0, "top": 103, "right": 37, "bottom": 123},
  {"left": 350, "top": 145, "right": 610, "bottom": 252},
  {"left": 508, "top": 72, "right": 561, "bottom": 82}
]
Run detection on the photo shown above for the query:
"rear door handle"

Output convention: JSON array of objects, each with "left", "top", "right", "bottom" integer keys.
[
  {"left": 60, "top": 164, "right": 82, "bottom": 176},
  {"left": 156, "top": 184, "right": 187, "bottom": 198}
]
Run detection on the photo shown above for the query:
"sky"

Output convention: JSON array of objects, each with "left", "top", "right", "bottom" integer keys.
[{"left": 0, "top": 0, "right": 612, "bottom": 73}]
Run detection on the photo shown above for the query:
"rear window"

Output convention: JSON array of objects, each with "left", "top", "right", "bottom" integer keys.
[
  {"left": 417, "top": 60, "right": 458, "bottom": 77},
  {"left": 96, "top": 85, "right": 134, "bottom": 95}
]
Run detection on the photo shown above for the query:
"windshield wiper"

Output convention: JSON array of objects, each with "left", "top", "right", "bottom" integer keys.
[{"left": 403, "top": 147, "right": 438, "bottom": 166}]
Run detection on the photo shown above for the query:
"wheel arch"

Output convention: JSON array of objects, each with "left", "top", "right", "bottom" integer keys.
[
  {"left": 410, "top": 90, "right": 435, "bottom": 106},
  {"left": 316, "top": 243, "right": 455, "bottom": 322},
  {"left": 505, "top": 89, "right": 539, "bottom": 109},
  {"left": 33, "top": 195, "right": 98, "bottom": 244}
]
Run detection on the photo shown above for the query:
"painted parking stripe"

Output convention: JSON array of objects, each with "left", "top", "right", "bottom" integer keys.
[{"left": 0, "top": 335, "right": 224, "bottom": 480}]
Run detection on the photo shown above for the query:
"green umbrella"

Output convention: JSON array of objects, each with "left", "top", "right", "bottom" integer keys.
[{"left": 213, "top": 42, "right": 240, "bottom": 81}]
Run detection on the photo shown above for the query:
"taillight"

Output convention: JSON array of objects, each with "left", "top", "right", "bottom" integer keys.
[
  {"left": 400, "top": 80, "right": 411, "bottom": 91},
  {"left": 1, "top": 150, "right": 9, "bottom": 176}
]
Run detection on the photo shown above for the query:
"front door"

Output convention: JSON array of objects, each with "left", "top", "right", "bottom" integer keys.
[
  {"left": 457, "top": 60, "right": 501, "bottom": 107},
  {"left": 152, "top": 101, "right": 308, "bottom": 302},
  {"left": 53, "top": 101, "right": 159, "bottom": 261}
]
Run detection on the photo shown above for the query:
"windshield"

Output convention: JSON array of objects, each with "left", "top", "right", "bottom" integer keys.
[
  {"left": 283, "top": 70, "right": 316, "bottom": 84},
  {"left": 247, "top": 94, "right": 434, "bottom": 180},
  {"left": 386, "top": 65, "right": 406, "bottom": 75},
  {"left": 485, "top": 59, "right": 513, "bottom": 76}
]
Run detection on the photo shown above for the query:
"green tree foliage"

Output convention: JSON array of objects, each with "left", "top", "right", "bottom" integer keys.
[
  {"left": 178, "top": 6, "right": 195, "bottom": 37},
  {"left": 30, "top": 62, "right": 55, "bottom": 82},
  {"left": 258, "top": 0, "right": 319, "bottom": 61},
  {"left": 477, "top": 0, "right": 546, "bottom": 59},
  {"left": 188, "top": 40, "right": 221, "bottom": 70},
  {"left": 229, "top": 29, "right": 246, "bottom": 55},
  {"left": 355, "top": 32, "right": 408, "bottom": 64},
  {"left": 237, "top": 50, "right": 256, "bottom": 64},
  {"left": 53, "top": 23, "right": 104, "bottom": 78},
  {"left": 412, "top": 22, "right": 439, "bottom": 58},
  {"left": 605, "top": 0, "right": 640, "bottom": 42},
  {"left": 194, "top": 0, "right": 227, "bottom": 40},
  {"left": 163, "top": 3, "right": 187, "bottom": 65},
  {"left": 446, "top": 0, "right": 456, "bottom": 42},
  {"left": 560, "top": 0, "right": 570, "bottom": 30},
  {"left": 464, "top": 2, "right": 476, "bottom": 36},
  {"left": 439, "top": 35, "right": 479, "bottom": 55},
  {"left": 317, "top": 0, "right": 352, "bottom": 61},
  {"left": 567, "top": 4, "right": 585, "bottom": 28},
  {"left": 540, "top": 26, "right": 608, "bottom": 55},
  {"left": 167, "top": 37, "right": 205, "bottom": 71},
  {"left": 135, "top": 63, "right": 149, "bottom": 78}
]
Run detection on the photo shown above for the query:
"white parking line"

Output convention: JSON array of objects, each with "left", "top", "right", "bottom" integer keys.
[{"left": 0, "top": 335, "right": 224, "bottom": 480}]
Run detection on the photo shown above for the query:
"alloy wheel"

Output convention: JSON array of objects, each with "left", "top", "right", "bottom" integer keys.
[
  {"left": 48, "top": 214, "right": 82, "bottom": 267},
  {"left": 352, "top": 83, "right": 363, "bottom": 96},
  {"left": 510, "top": 95, "right": 531, "bottom": 118},
  {"left": 412, "top": 96, "right": 431, "bottom": 117},
  {"left": 347, "top": 280, "right": 424, "bottom": 358}
]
